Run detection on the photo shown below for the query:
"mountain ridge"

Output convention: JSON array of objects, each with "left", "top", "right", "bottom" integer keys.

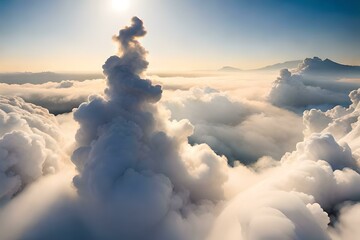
[{"left": 218, "top": 58, "right": 360, "bottom": 74}]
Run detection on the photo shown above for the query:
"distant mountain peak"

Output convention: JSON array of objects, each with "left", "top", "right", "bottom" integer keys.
[
  {"left": 216, "top": 58, "right": 360, "bottom": 75},
  {"left": 256, "top": 60, "right": 302, "bottom": 71},
  {"left": 218, "top": 66, "right": 242, "bottom": 72}
]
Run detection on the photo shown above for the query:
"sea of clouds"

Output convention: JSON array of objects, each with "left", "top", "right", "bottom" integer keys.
[{"left": 1, "top": 17, "right": 360, "bottom": 240}]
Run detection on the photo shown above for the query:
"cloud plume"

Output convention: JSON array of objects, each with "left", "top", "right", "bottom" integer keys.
[{"left": 65, "top": 17, "right": 228, "bottom": 240}]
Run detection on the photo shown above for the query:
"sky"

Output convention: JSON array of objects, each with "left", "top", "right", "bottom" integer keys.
[{"left": 0, "top": 0, "right": 359, "bottom": 72}]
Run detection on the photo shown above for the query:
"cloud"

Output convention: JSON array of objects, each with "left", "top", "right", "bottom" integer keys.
[
  {"left": 268, "top": 69, "right": 350, "bottom": 111},
  {"left": 0, "top": 171, "right": 75, "bottom": 240},
  {"left": 267, "top": 57, "right": 360, "bottom": 112},
  {"left": 210, "top": 190, "right": 330, "bottom": 240},
  {"left": 283, "top": 133, "right": 358, "bottom": 171},
  {"left": 295, "top": 57, "right": 360, "bottom": 78},
  {"left": 210, "top": 139, "right": 360, "bottom": 240},
  {"left": 208, "top": 87, "right": 360, "bottom": 240},
  {"left": 0, "top": 96, "right": 67, "bottom": 203},
  {"left": 0, "top": 80, "right": 105, "bottom": 114},
  {"left": 163, "top": 87, "right": 303, "bottom": 164},
  {"left": 303, "top": 88, "right": 360, "bottom": 146},
  {"left": 330, "top": 203, "right": 360, "bottom": 240}
]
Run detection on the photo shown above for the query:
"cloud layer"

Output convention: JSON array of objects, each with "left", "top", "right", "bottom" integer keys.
[
  {"left": 164, "top": 87, "right": 303, "bottom": 164},
  {"left": 0, "top": 80, "right": 105, "bottom": 114},
  {"left": 1, "top": 17, "right": 360, "bottom": 240}
]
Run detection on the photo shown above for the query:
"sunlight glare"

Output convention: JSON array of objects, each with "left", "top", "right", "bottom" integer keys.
[{"left": 112, "top": 0, "right": 130, "bottom": 12}]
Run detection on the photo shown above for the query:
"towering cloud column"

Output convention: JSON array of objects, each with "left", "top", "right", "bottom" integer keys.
[{"left": 71, "top": 17, "right": 228, "bottom": 239}]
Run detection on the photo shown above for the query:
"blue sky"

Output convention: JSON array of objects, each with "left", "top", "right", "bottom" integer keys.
[{"left": 0, "top": 0, "right": 359, "bottom": 72}]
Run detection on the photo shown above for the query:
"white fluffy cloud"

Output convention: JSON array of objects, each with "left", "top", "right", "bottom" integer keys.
[
  {"left": 303, "top": 88, "right": 360, "bottom": 153},
  {"left": 0, "top": 96, "right": 66, "bottom": 203},
  {"left": 210, "top": 140, "right": 360, "bottom": 240},
  {"left": 209, "top": 88, "right": 360, "bottom": 240},
  {"left": 268, "top": 69, "right": 350, "bottom": 111}
]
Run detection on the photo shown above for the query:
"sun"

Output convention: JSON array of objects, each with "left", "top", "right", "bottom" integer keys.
[{"left": 112, "top": 0, "right": 130, "bottom": 12}]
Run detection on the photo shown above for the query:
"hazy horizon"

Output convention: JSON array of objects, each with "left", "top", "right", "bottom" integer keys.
[{"left": 1, "top": 57, "right": 360, "bottom": 75}]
